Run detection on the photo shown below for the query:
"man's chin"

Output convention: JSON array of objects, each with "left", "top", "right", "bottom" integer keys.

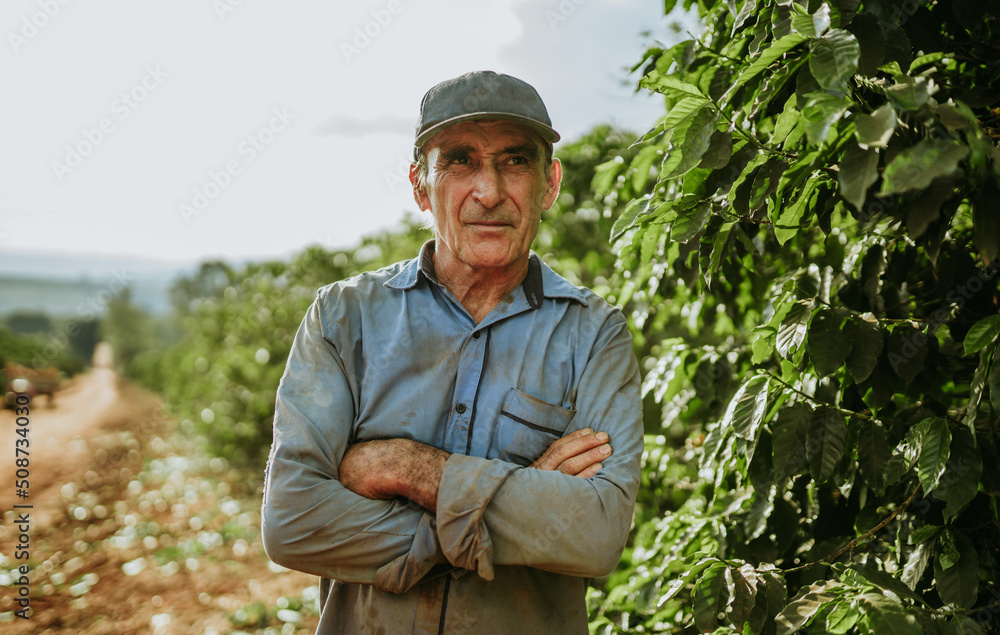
[{"left": 459, "top": 245, "right": 525, "bottom": 270}]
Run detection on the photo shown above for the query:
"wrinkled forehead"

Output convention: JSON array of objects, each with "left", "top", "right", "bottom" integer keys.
[{"left": 419, "top": 120, "right": 547, "bottom": 157}]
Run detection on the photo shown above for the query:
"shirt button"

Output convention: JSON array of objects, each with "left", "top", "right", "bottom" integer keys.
[
  {"left": 473, "top": 331, "right": 481, "bottom": 340},
  {"left": 456, "top": 403, "right": 467, "bottom": 414}
]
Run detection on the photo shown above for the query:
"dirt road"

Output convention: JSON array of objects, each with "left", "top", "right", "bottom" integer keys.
[
  {"left": 0, "top": 345, "right": 319, "bottom": 633},
  {"left": 0, "top": 343, "right": 123, "bottom": 526}
]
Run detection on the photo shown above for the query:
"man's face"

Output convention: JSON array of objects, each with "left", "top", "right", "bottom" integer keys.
[{"left": 410, "top": 120, "right": 561, "bottom": 272}]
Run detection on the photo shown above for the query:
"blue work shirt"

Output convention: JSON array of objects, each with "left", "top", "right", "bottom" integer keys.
[{"left": 262, "top": 241, "right": 643, "bottom": 634}]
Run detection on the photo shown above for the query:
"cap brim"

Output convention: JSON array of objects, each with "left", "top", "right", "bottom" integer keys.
[{"left": 415, "top": 112, "right": 560, "bottom": 149}]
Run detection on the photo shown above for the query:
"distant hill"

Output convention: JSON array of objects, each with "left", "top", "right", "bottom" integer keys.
[{"left": 0, "top": 251, "right": 197, "bottom": 317}]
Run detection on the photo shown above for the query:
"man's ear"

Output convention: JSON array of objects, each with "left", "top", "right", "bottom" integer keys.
[
  {"left": 409, "top": 163, "right": 431, "bottom": 212},
  {"left": 542, "top": 158, "right": 562, "bottom": 211}
]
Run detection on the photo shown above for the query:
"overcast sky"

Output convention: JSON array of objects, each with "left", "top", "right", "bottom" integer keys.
[{"left": 1, "top": 0, "right": 697, "bottom": 270}]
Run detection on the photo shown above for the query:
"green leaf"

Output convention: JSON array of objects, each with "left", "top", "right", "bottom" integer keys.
[
  {"left": 881, "top": 139, "right": 969, "bottom": 196},
  {"left": 774, "top": 177, "right": 820, "bottom": 244},
  {"left": 657, "top": 557, "right": 715, "bottom": 607},
  {"left": 916, "top": 417, "right": 951, "bottom": 493},
  {"left": 963, "top": 315, "right": 1000, "bottom": 355},
  {"left": 856, "top": 592, "right": 923, "bottom": 634},
  {"left": 846, "top": 563, "right": 929, "bottom": 607},
  {"left": 825, "top": 600, "right": 859, "bottom": 634},
  {"left": 697, "top": 130, "right": 733, "bottom": 170},
  {"left": 856, "top": 104, "right": 897, "bottom": 149},
  {"left": 791, "top": 1, "right": 831, "bottom": 37},
  {"left": 752, "top": 326, "right": 776, "bottom": 364},
  {"left": 772, "top": 94, "right": 802, "bottom": 144},
  {"left": 907, "top": 177, "right": 956, "bottom": 239},
  {"left": 844, "top": 314, "right": 883, "bottom": 383},
  {"left": 639, "top": 71, "right": 707, "bottom": 100},
  {"left": 973, "top": 179, "right": 1000, "bottom": 265},
  {"left": 808, "top": 29, "right": 860, "bottom": 91},
  {"left": 761, "top": 570, "right": 788, "bottom": 621},
  {"left": 773, "top": 402, "right": 812, "bottom": 479},
  {"left": 808, "top": 406, "right": 848, "bottom": 482},
  {"left": 704, "top": 220, "right": 735, "bottom": 286},
  {"left": 592, "top": 157, "right": 626, "bottom": 196},
  {"left": 671, "top": 202, "right": 712, "bottom": 243},
  {"left": 802, "top": 92, "right": 850, "bottom": 146},
  {"left": 901, "top": 540, "right": 933, "bottom": 590},
  {"left": 937, "top": 427, "right": 983, "bottom": 520},
  {"left": 777, "top": 300, "right": 813, "bottom": 359},
  {"left": 808, "top": 309, "right": 852, "bottom": 377},
  {"left": 887, "top": 324, "right": 929, "bottom": 385},
  {"left": 728, "top": 33, "right": 807, "bottom": 96},
  {"left": 721, "top": 375, "right": 770, "bottom": 443},
  {"left": 776, "top": 581, "right": 842, "bottom": 634},
  {"left": 964, "top": 347, "right": 991, "bottom": 435},
  {"left": 949, "top": 615, "right": 987, "bottom": 635},
  {"left": 611, "top": 195, "right": 651, "bottom": 240},
  {"left": 749, "top": 158, "right": 787, "bottom": 213},
  {"left": 884, "top": 418, "right": 929, "bottom": 486},
  {"left": 693, "top": 562, "right": 728, "bottom": 633},
  {"left": 989, "top": 353, "right": 1000, "bottom": 413},
  {"left": 839, "top": 143, "right": 879, "bottom": 210},
  {"left": 908, "top": 524, "right": 942, "bottom": 545},
  {"left": 630, "top": 146, "right": 662, "bottom": 192},
  {"left": 727, "top": 565, "right": 757, "bottom": 629},
  {"left": 659, "top": 96, "right": 712, "bottom": 132},
  {"left": 660, "top": 107, "right": 721, "bottom": 180},
  {"left": 934, "top": 531, "right": 978, "bottom": 609},
  {"left": 857, "top": 418, "right": 890, "bottom": 491},
  {"left": 885, "top": 75, "right": 935, "bottom": 111}
]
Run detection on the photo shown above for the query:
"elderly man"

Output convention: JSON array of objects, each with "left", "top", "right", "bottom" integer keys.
[{"left": 262, "top": 71, "right": 643, "bottom": 634}]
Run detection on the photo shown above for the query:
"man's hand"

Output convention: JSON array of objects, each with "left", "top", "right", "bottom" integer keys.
[
  {"left": 531, "top": 428, "right": 612, "bottom": 478},
  {"left": 339, "top": 439, "right": 450, "bottom": 513}
]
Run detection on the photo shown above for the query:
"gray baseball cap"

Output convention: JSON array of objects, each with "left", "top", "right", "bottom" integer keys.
[{"left": 414, "top": 71, "right": 560, "bottom": 153}]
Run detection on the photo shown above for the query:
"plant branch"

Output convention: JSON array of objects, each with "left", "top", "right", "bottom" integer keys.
[
  {"left": 758, "top": 369, "right": 871, "bottom": 420},
  {"left": 781, "top": 486, "right": 922, "bottom": 574}
]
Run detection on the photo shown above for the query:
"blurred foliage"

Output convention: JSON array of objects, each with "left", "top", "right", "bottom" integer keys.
[
  {"left": 139, "top": 217, "right": 432, "bottom": 468},
  {"left": 0, "top": 323, "right": 91, "bottom": 378},
  {"left": 5, "top": 311, "right": 53, "bottom": 334},
  {"left": 588, "top": 0, "right": 1000, "bottom": 633}
]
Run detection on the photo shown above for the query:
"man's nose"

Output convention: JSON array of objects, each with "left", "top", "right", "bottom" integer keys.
[{"left": 471, "top": 162, "right": 507, "bottom": 209}]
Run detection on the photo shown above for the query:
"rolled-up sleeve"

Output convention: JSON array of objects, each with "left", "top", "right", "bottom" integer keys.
[
  {"left": 436, "top": 313, "right": 642, "bottom": 578},
  {"left": 261, "top": 294, "right": 443, "bottom": 593}
]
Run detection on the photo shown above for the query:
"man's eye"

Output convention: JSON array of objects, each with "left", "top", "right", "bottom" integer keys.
[
  {"left": 507, "top": 156, "right": 529, "bottom": 166},
  {"left": 449, "top": 156, "right": 470, "bottom": 165}
]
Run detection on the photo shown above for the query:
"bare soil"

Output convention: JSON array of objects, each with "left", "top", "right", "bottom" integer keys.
[{"left": 0, "top": 345, "right": 320, "bottom": 634}]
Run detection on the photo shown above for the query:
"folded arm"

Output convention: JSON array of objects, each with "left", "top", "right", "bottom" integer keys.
[
  {"left": 260, "top": 298, "right": 443, "bottom": 593},
  {"left": 339, "top": 313, "right": 643, "bottom": 581}
]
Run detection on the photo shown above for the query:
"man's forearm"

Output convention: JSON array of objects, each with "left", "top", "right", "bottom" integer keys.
[
  {"left": 340, "top": 429, "right": 613, "bottom": 512},
  {"left": 339, "top": 438, "right": 451, "bottom": 512}
]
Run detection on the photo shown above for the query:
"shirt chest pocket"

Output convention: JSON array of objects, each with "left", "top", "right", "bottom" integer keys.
[{"left": 487, "top": 388, "right": 575, "bottom": 466}]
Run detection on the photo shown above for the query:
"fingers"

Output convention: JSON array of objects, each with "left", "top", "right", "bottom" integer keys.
[
  {"left": 558, "top": 438, "right": 612, "bottom": 477},
  {"left": 531, "top": 428, "right": 598, "bottom": 470},
  {"left": 531, "top": 428, "right": 612, "bottom": 477}
]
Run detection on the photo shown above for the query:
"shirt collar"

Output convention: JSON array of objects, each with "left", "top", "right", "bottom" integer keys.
[{"left": 385, "top": 240, "right": 589, "bottom": 307}]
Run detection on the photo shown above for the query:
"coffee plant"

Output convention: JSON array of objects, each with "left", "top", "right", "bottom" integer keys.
[{"left": 589, "top": 0, "right": 1000, "bottom": 633}]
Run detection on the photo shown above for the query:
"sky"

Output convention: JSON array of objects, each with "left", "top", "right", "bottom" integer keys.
[{"left": 1, "top": 0, "right": 697, "bottom": 272}]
